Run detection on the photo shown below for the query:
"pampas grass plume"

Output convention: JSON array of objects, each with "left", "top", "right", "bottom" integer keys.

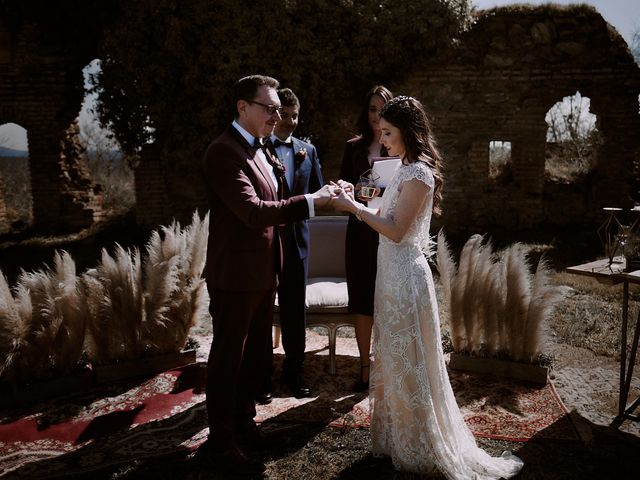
[{"left": 437, "top": 233, "right": 562, "bottom": 362}]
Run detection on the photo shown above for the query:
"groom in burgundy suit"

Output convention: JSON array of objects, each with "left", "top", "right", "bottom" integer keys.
[{"left": 200, "top": 75, "right": 331, "bottom": 477}]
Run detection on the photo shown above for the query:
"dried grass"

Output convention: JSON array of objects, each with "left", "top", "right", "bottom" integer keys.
[
  {"left": 82, "top": 245, "right": 144, "bottom": 363},
  {"left": 437, "top": 233, "right": 564, "bottom": 362},
  {"left": 0, "top": 211, "right": 210, "bottom": 379},
  {"left": 549, "top": 271, "right": 640, "bottom": 361},
  {"left": 0, "top": 251, "right": 84, "bottom": 381}
]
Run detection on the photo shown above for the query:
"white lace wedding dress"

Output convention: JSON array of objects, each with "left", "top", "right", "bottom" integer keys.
[{"left": 370, "top": 161, "right": 524, "bottom": 479}]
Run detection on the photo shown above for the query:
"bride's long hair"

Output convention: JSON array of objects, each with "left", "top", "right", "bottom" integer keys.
[{"left": 379, "top": 96, "right": 444, "bottom": 216}]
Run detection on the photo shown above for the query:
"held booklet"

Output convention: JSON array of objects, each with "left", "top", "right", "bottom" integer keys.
[{"left": 368, "top": 157, "right": 401, "bottom": 209}]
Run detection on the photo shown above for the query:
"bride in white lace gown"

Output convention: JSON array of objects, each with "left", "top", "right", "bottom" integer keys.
[{"left": 331, "top": 96, "right": 523, "bottom": 479}]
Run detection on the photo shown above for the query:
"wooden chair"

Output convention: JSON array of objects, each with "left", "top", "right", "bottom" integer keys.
[{"left": 273, "top": 215, "right": 357, "bottom": 374}]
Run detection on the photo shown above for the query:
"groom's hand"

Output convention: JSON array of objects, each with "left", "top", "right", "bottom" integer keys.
[{"left": 311, "top": 185, "right": 333, "bottom": 208}]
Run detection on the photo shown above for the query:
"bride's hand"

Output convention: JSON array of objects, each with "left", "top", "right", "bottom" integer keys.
[
  {"left": 329, "top": 185, "right": 357, "bottom": 212},
  {"left": 336, "top": 180, "right": 355, "bottom": 195},
  {"left": 330, "top": 181, "right": 354, "bottom": 200}
]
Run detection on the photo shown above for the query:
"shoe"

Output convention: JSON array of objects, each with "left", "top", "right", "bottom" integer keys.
[
  {"left": 255, "top": 379, "right": 273, "bottom": 405},
  {"left": 197, "top": 441, "right": 266, "bottom": 477},
  {"left": 353, "top": 364, "right": 370, "bottom": 392},
  {"left": 280, "top": 372, "right": 312, "bottom": 398},
  {"left": 255, "top": 390, "right": 273, "bottom": 405}
]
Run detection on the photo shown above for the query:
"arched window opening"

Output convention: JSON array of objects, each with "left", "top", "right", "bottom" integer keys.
[
  {"left": 545, "top": 91, "right": 601, "bottom": 182},
  {"left": 79, "top": 59, "right": 135, "bottom": 217},
  {"left": 489, "top": 140, "right": 512, "bottom": 182},
  {"left": 0, "top": 122, "right": 32, "bottom": 228}
]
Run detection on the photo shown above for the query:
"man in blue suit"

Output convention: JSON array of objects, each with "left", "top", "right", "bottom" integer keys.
[{"left": 258, "top": 88, "right": 324, "bottom": 402}]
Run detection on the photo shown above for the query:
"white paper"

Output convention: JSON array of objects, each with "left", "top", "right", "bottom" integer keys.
[
  {"left": 371, "top": 157, "right": 401, "bottom": 188},
  {"left": 368, "top": 157, "right": 401, "bottom": 209}
]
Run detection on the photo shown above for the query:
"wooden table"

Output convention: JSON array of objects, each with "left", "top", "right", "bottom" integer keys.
[{"left": 566, "top": 258, "right": 640, "bottom": 425}]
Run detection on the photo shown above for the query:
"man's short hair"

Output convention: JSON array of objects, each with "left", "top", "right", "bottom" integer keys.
[
  {"left": 277, "top": 88, "right": 300, "bottom": 108},
  {"left": 232, "top": 75, "right": 279, "bottom": 116}
]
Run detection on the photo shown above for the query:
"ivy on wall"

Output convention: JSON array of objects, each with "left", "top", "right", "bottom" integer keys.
[{"left": 92, "top": 0, "right": 471, "bottom": 159}]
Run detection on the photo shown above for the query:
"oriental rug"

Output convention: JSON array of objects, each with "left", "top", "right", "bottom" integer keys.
[{"left": 0, "top": 331, "right": 576, "bottom": 479}]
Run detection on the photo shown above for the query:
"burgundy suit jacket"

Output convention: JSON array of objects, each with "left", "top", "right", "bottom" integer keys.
[{"left": 202, "top": 125, "right": 310, "bottom": 292}]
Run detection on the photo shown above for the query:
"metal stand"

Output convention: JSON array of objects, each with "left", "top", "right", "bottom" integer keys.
[{"left": 613, "top": 281, "right": 640, "bottom": 426}]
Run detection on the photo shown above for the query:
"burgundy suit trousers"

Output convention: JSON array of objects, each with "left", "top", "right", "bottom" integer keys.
[{"left": 206, "top": 287, "right": 275, "bottom": 446}]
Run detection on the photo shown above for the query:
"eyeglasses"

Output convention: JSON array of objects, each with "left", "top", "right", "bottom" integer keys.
[{"left": 246, "top": 100, "right": 283, "bottom": 116}]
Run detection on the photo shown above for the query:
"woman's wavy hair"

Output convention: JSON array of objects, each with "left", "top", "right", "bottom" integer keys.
[
  {"left": 354, "top": 85, "right": 394, "bottom": 147},
  {"left": 379, "top": 96, "right": 444, "bottom": 215}
]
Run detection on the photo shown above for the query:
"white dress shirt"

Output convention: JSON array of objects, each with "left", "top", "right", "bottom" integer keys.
[{"left": 231, "top": 122, "right": 314, "bottom": 216}]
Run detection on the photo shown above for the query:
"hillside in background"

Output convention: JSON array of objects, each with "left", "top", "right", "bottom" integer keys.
[{"left": 0, "top": 146, "right": 27, "bottom": 158}]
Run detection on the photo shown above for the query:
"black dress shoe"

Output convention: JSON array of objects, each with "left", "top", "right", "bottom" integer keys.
[
  {"left": 255, "top": 390, "right": 273, "bottom": 405},
  {"left": 353, "top": 364, "right": 370, "bottom": 392},
  {"left": 256, "top": 378, "right": 273, "bottom": 405},
  {"left": 198, "top": 442, "right": 266, "bottom": 478},
  {"left": 353, "top": 379, "right": 370, "bottom": 392},
  {"left": 280, "top": 372, "right": 312, "bottom": 398}
]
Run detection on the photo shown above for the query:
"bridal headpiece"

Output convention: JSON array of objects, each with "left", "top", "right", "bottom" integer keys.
[{"left": 380, "top": 95, "right": 418, "bottom": 116}]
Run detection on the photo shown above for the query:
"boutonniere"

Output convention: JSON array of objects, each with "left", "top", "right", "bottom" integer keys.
[
  {"left": 295, "top": 148, "right": 307, "bottom": 168},
  {"left": 270, "top": 155, "right": 286, "bottom": 178}
]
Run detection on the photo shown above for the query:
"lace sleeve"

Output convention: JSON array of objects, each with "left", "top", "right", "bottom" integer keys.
[
  {"left": 410, "top": 161, "right": 435, "bottom": 258},
  {"left": 407, "top": 161, "right": 434, "bottom": 189}
]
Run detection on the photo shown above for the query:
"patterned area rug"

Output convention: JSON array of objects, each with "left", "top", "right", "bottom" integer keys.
[
  {"left": 0, "top": 331, "right": 577, "bottom": 478},
  {"left": 261, "top": 332, "right": 577, "bottom": 442},
  {"left": 0, "top": 365, "right": 209, "bottom": 479}
]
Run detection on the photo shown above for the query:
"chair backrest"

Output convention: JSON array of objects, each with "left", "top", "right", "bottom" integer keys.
[{"left": 308, "top": 215, "right": 348, "bottom": 278}]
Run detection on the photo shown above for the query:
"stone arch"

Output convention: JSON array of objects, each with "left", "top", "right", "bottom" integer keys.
[{"left": 0, "top": 14, "right": 105, "bottom": 234}]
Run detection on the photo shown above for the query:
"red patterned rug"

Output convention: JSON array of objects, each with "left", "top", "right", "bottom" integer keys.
[
  {"left": 0, "top": 331, "right": 577, "bottom": 478},
  {"left": 0, "top": 365, "right": 209, "bottom": 479}
]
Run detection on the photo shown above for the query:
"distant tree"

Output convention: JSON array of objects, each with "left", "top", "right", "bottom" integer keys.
[
  {"left": 545, "top": 92, "right": 602, "bottom": 180},
  {"left": 92, "top": 0, "right": 471, "bottom": 160},
  {"left": 79, "top": 119, "right": 135, "bottom": 217},
  {"left": 0, "top": 133, "right": 13, "bottom": 149},
  {"left": 632, "top": 26, "right": 640, "bottom": 65}
]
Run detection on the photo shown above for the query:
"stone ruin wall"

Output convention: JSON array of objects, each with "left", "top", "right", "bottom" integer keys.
[
  {"left": 0, "top": 17, "right": 103, "bottom": 234},
  {"left": 141, "top": 5, "right": 639, "bottom": 238},
  {"left": 397, "top": 6, "right": 640, "bottom": 236}
]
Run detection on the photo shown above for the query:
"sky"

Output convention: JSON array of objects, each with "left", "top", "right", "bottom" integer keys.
[{"left": 1, "top": 1, "right": 638, "bottom": 152}]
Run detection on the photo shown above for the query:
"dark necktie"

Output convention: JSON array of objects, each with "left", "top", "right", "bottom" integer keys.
[
  {"left": 254, "top": 138, "right": 285, "bottom": 199},
  {"left": 255, "top": 139, "right": 285, "bottom": 271},
  {"left": 273, "top": 138, "right": 293, "bottom": 148}
]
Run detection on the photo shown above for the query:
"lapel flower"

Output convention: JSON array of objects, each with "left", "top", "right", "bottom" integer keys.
[
  {"left": 295, "top": 147, "right": 307, "bottom": 168},
  {"left": 269, "top": 152, "right": 286, "bottom": 178}
]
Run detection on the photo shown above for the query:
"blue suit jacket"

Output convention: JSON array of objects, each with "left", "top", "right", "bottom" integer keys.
[{"left": 284, "top": 136, "right": 324, "bottom": 260}]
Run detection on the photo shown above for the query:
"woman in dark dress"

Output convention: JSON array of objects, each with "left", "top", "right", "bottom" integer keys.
[{"left": 339, "top": 85, "right": 393, "bottom": 390}]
